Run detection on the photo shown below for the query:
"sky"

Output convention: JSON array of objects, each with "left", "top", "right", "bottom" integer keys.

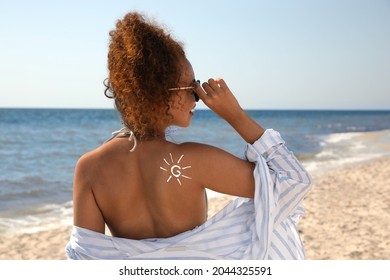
[{"left": 0, "top": 0, "right": 389, "bottom": 110}]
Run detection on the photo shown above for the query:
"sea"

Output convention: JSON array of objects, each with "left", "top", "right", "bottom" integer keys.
[{"left": 1, "top": 108, "right": 390, "bottom": 237}]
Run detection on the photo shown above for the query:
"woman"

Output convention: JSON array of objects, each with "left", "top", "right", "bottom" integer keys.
[{"left": 66, "top": 12, "right": 312, "bottom": 259}]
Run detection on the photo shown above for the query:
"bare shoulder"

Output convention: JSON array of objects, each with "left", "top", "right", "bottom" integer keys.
[
  {"left": 74, "top": 145, "right": 110, "bottom": 187},
  {"left": 75, "top": 148, "right": 98, "bottom": 174},
  {"left": 178, "top": 141, "right": 227, "bottom": 153},
  {"left": 73, "top": 148, "right": 107, "bottom": 232},
  {"left": 78, "top": 137, "right": 123, "bottom": 170},
  {"left": 176, "top": 141, "right": 255, "bottom": 198},
  {"left": 178, "top": 141, "right": 242, "bottom": 162}
]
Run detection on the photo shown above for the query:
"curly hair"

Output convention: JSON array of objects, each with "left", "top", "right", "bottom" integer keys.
[{"left": 105, "top": 12, "right": 186, "bottom": 140}]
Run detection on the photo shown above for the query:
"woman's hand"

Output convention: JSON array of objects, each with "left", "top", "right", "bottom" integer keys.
[
  {"left": 193, "top": 78, "right": 265, "bottom": 144},
  {"left": 193, "top": 78, "right": 243, "bottom": 123}
]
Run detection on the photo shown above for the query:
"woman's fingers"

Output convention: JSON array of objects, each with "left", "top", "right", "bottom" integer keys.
[
  {"left": 193, "top": 79, "right": 220, "bottom": 101},
  {"left": 201, "top": 78, "right": 224, "bottom": 98},
  {"left": 192, "top": 81, "right": 208, "bottom": 100},
  {"left": 206, "top": 78, "right": 225, "bottom": 94},
  {"left": 215, "top": 78, "right": 230, "bottom": 92},
  {"left": 194, "top": 78, "right": 240, "bottom": 114}
]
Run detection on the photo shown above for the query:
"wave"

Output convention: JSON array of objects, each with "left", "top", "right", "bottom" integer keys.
[
  {"left": 0, "top": 201, "right": 73, "bottom": 237},
  {"left": 302, "top": 129, "right": 390, "bottom": 174}
]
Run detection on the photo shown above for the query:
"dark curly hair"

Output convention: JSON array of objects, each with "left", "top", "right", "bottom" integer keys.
[{"left": 104, "top": 12, "right": 186, "bottom": 140}]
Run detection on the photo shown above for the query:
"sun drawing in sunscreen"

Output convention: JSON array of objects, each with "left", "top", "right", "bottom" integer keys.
[{"left": 160, "top": 153, "right": 192, "bottom": 186}]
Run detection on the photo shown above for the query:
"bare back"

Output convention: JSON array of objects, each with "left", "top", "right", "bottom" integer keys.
[{"left": 74, "top": 137, "right": 208, "bottom": 239}]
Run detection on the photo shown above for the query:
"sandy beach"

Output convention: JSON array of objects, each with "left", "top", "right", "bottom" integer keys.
[{"left": 1, "top": 155, "right": 390, "bottom": 260}]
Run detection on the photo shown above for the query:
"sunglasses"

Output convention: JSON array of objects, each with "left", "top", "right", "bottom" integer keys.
[{"left": 168, "top": 79, "right": 200, "bottom": 102}]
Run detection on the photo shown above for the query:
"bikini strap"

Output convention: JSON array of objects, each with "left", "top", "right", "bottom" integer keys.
[{"left": 104, "top": 127, "right": 137, "bottom": 152}]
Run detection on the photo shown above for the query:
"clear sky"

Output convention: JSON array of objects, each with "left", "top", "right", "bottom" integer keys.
[{"left": 1, "top": 0, "right": 389, "bottom": 110}]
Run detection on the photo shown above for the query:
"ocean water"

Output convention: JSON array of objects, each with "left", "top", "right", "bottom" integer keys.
[{"left": 1, "top": 108, "right": 390, "bottom": 236}]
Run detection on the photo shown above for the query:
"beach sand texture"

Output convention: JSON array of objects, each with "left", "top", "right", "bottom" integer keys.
[{"left": 1, "top": 155, "right": 389, "bottom": 260}]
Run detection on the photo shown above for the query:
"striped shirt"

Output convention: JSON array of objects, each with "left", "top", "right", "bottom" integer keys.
[{"left": 65, "top": 129, "right": 312, "bottom": 260}]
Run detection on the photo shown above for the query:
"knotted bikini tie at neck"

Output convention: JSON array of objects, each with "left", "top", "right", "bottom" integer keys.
[{"left": 105, "top": 127, "right": 137, "bottom": 152}]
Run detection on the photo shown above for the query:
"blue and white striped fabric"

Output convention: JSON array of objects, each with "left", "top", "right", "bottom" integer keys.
[{"left": 65, "top": 129, "right": 312, "bottom": 260}]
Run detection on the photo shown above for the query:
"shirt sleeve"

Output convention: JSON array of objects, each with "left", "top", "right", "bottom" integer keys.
[{"left": 245, "top": 129, "right": 312, "bottom": 227}]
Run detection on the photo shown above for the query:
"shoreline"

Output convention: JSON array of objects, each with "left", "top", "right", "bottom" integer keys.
[{"left": 1, "top": 154, "right": 390, "bottom": 260}]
